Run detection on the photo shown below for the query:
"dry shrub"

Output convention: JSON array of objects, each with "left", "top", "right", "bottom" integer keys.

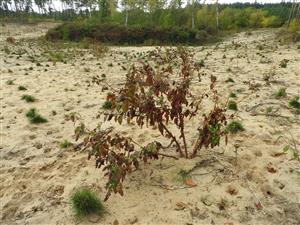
[{"left": 74, "top": 47, "right": 229, "bottom": 200}]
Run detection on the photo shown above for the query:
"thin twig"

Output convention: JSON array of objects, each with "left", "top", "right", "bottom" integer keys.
[
  {"left": 250, "top": 112, "right": 291, "bottom": 120},
  {"left": 158, "top": 153, "right": 179, "bottom": 160}
]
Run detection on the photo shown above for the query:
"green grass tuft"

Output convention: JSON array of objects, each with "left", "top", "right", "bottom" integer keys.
[
  {"left": 60, "top": 140, "right": 73, "bottom": 149},
  {"left": 227, "top": 100, "right": 238, "bottom": 111},
  {"left": 289, "top": 97, "right": 300, "bottom": 110},
  {"left": 279, "top": 59, "right": 288, "bottom": 68},
  {"left": 275, "top": 87, "right": 287, "bottom": 98},
  {"left": 6, "top": 80, "right": 14, "bottom": 85},
  {"left": 227, "top": 121, "right": 244, "bottom": 134},
  {"left": 197, "top": 59, "right": 205, "bottom": 67},
  {"left": 225, "top": 78, "right": 235, "bottom": 83},
  {"left": 229, "top": 92, "right": 236, "bottom": 98},
  {"left": 266, "top": 107, "right": 273, "bottom": 113},
  {"left": 26, "top": 108, "right": 48, "bottom": 124},
  {"left": 18, "top": 85, "right": 27, "bottom": 91},
  {"left": 102, "top": 101, "right": 112, "bottom": 110},
  {"left": 21, "top": 94, "right": 36, "bottom": 102},
  {"left": 71, "top": 188, "right": 105, "bottom": 218}
]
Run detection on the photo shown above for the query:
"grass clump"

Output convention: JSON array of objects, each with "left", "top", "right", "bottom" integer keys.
[
  {"left": 26, "top": 108, "right": 48, "bottom": 124},
  {"left": 275, "top": 87, "right": 287, "bottom": 98},
  {"left": 60, "top": 140, "right": 73, "bottom": 149},
  {"left": 21, "top": 94, "right": 36, "bottom": 102},
  {"left": 266, "top": 106, "right": 273, "bottom": 113},
  {"left": 71, "top": 188, "right": 104, "bottom": 218},
  {"left": 289, "top": 97, "right": 300, "bottom": 110},
  {"left": 229, "top": 92, "right": 236, "bottom": 98},
  {"left": 279, "top": 59, "right": 288, "bottom": 68},
  {"left": 225, "top": 78, "right": 235, "bottom": 83},
  {"left": 6, "top": 80, "right": 14, "bottom": 85},
  {"left": 197, "top": 59, "right": 205, "bottom": 67},
  {"left": 227, "top": 100, "right": 238, "bottom": 111},
  {"left": 227, "top": 121, "right": 244, "bottom": 134},
  {"left": 18, "top": 85, "right": 27, "bottom": 91},
  {"left": 102, "top": 101, "right": 112, "bottom": 110}
]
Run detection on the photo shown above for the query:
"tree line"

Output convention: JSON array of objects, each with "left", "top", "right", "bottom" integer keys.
[{"left": 0, "top": 1, "right": 297, "bottom": 31}]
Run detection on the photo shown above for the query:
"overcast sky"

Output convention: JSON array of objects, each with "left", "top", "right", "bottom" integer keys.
[{"left": 209, "top": 0, "right": 295, "bottom": 3}]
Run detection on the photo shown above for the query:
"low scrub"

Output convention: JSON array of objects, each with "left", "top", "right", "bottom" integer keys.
[
  {"left": 21, "top": 94, "right": 35, "bottom": 102},
  {"left": 277, "top": 19, "right": 300, "bottom": 43},
  {"left": 227, "top": 121, "right": 244, "bottom": 134},
  {"left": 46, "top": 22, "right": 213, "bottom": 45}
]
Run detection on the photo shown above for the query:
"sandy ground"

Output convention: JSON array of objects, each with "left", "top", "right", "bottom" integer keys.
[{"left": 1, "top": 23, "right": 300, "bottom": 225}]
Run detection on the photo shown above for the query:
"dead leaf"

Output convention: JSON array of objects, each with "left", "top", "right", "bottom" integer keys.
[
  {"left": 226, "top": 185, "right": 238, "bottom": 195},
  {"left": 175, "top": 202, "right": 187, "bottom": 210},
  {"left": 184, "top": 178, "right": 197, "bottom": 187},
  {"left": 113, "top": 219, "right": 119, "bottom": 225},
  {"left": 273, "top": 152, "right": 285, "bottom": 157},
  {"left": 255, "top": 202, "right": 263, "bottom": 210},
  {"left": 266, "top": 163, "right": 277, "bottom": 173}
]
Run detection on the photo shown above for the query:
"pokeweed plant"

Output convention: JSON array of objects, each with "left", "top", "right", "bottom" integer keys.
[{"left": 74, "top": 47, "right": 228, "bottom": 201}]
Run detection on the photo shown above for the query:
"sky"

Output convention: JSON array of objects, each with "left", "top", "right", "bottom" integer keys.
[
  {"left": 210, "top": 0, "right": 290, "bottom": 3},
  {"left": 207, "top": 0, "right": 297, "bottom": 3}
]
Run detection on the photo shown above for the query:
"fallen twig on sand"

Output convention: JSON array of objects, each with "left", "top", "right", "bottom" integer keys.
[
  {"left": 250, "top": 112, "right": 291, "bottom": 120},
  {"left": 246, "top": 102, "right": 290, "bottom": 112}
]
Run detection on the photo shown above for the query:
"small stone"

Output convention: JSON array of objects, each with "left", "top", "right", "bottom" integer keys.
[{"left": 201, "top": 195, "right": 214, "bottom": 206}]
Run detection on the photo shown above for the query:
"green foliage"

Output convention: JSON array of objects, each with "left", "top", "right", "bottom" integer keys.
[
  {"left": 289, "top": 97, "right": 300, "bottom": 110},
  {"left": 71, "top": 188, "right": 105, "bottom": 218},
  {"left": 6, "top": 80, "right": 14, "bottom": 85},
  {"left": 197, "top": 59, "right": 205, "bottom": 67},
  {"left": 26, "top": 108, "right": 48, "bottom": 124},
  {"left": 279, "top": 134, "right": 299, "bottom": 161},
  {"left": 275, "top": 87, "right": 287, "bottom": 98},
  {"left": 46, "top": 23, "right": 209, "bottom": 45},
  {"left": 0, "top": 2, "right": 290, "bottom": 33},
  {"left": 266, "top": 107, "right": 273, "bottom": 113},
  {"left": 102, "top": 101, "right": 112, "bottom": 110},
  {"left": 60, "top": 140, "right": 73, "bottom": 149},
  {"left": 225, "top": 78, "right": 235, "bottom": 83},
  {"left": 48, "top": 51, "right": 65, "bottom": 62},
  {"left": 18, "top": 85, "right": 27, "bottom": 91},
  {"left": 21, "top": 94, "right": 36, "bottom": 102},
  {"left": 279, "top": 59, "right": 288, "bottom": 68},
  {"left": 227, "top": 100, "right": 238, "bottom": 111},
  {"left": 277, "top": 19, "right": 300, "bottom": 43},
  {"left": 229, "top": 92, "right": 236, "bottom": 98},
  {"left": 227, "top": 121, "right": 244, "bottom": 134}
]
